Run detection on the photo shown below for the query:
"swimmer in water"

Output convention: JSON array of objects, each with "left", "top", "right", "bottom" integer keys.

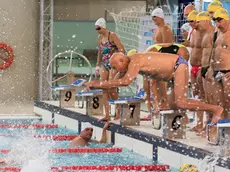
[{"left": 68, "top": 122, "right": 109, "bottom": 148}]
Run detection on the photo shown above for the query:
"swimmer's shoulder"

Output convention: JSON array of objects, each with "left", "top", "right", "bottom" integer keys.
[
  {"left": 163, "top": 24, "right": 172, "bottom": 32},
  {"left": 109, "top": 32, "right": 119, "bottom": 40}
]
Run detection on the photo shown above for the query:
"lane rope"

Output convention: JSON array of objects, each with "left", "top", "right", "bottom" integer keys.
[
  {"left": 0, "top": 165, "right": 170, "bottom": 171},
  {"left": 0, "top": 148, "right": 122, "bottom": 154},
  {"left": 0, "top": 124, "right": 58, "bottom": 129},
  {"left": 34, "top": 135, "right": 76, "bottom": 141}
]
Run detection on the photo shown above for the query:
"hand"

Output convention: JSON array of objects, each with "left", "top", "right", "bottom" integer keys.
[
  {"left": 95, "top": 70, "right": 100, "bottom": 78},
  {"left": 224, "top": 72, "right": 230, "bottom": 81},
  {"left": 85, "top": 80, "right": 100, "bottom": 90},
  {"left": 103, "top": 122, "right": 110, "bottom": 130}
]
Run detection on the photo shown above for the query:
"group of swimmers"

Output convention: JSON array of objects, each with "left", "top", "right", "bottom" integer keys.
[{"left": 85, "top": 0, "right": 230, "bottom": 140}]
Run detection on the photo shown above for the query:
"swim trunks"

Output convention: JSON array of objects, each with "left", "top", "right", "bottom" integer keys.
[{"left": 191, "top": 65, "right": 201, "bottom": 78}]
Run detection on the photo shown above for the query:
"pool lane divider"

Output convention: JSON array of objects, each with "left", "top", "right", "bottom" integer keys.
[
  {"left": 0, "top": 165, "right": 170, "bottom": 171},
  {"left": 0, "top": 148, "right": 123, "bottom": 154},
  {"left": 0, "top": 134, "right": 77, "bottom": 141},
  {"left": 34, "top": 135, "right": 76, "bottom": 141},
  {"left": 0, "top": 124, "right": 58, "bottom": 129}
]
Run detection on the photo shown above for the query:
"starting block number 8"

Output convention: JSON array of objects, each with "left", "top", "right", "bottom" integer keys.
[{"left": 92, "top": 96, "right": 99, "bottom": 109}]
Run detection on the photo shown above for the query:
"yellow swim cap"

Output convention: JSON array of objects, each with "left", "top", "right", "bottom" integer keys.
[
  {"left": 213, "top": 8, "right": 229, "bottom": 21},
  {"left": 187, "top": 10, "right": 199, "bottom": 21},
  {"left": 207, "top": 1, "right": 223, "bottom": 13},
  {"left": 196, "top": 11, "right": 211, "bottom": 21},
  {"left": 180, "top": 164, "right": 198, "bottom": 172},
  {"left": 127, "top": 49, "right": 137, "bottom": 56}
]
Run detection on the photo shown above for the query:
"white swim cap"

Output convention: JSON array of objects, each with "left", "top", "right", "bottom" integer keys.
[
  {"left": 181, "top": 23, "right": 191, "bottom": 33},
  {"left": 95, "top": 18, "right": 106, "bottom": 28},
  {"left": 151, "top": 8, "right": 164, "bottom": 19},
  {"left": 81, "top": 122, "right": 93, "bottom": 131}
]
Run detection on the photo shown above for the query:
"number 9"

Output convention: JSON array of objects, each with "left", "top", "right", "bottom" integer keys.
[{"left": 64, "top": 91, "right": 72, "bottom": 101}]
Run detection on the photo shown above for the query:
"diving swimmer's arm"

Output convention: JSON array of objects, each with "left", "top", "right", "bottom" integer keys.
[{"left": 86, "top": 62, "right": 140, "bottom": 89}]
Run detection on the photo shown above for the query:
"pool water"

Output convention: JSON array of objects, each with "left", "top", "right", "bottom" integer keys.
[{"left": 0, "top": 119, "right": 179, "bottom": 171}]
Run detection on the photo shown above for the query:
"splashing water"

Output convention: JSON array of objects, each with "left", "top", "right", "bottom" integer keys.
[
  {"left": 198, "top": 155, "right": 219, "bottom": 172},
  {"left": 21, "top": 157, "right": 52, "bottom": 172},
  {"left": 5, "top": 126, "right": 55, "bottom": 171}
]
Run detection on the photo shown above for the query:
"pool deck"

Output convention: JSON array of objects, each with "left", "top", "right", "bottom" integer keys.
[{"left": 34, "top": 100, "right": 230, "bottom": 171}]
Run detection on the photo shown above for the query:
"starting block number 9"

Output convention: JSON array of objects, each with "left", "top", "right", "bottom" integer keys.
[
  {"left": 129, "top": 105, "right": 136, "bottom": 118},
  {"left": 64, "top": 91, "right": 72, "bottom": 102},
  {"left": 92, "top": 96, "right": 100, "bottom": 109}
]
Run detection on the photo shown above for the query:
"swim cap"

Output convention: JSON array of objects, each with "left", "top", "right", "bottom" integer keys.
[
  {"left": 213, "top": 8, "right": 229, "bottom": 21},
  {"left": 180, "top": 164, "right": 198, "bottom": 172},
  {"left": 181, "top": 23, "right": 191, "bottom": 33},
  {"left": 151, "top": 8, "right": 164, "bottom": 19},
  {"left": 207, "top": 1, "right": 223, "bottom": 13},
  {"left": 81, "top": 122, "right": 93, "bottom": 132},
  {"left": 95, "top": 18, "right": 106, "bottom": 28},
  {"left": 127, "top": 49, "right": 137, "bottom": 56},
  {"left": 187, "top": 10, "right": 199, "bottom": 21},
  {"left": 196, "top": 11, "right": 211, "bottom": 21}
]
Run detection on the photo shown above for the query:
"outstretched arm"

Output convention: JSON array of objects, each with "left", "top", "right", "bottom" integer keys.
[
  {"left": 86, "top": 61, "right": 140, "bottom": 89},
  {"left": 90, "top": 122, "right": 109, "bottom": 144}
]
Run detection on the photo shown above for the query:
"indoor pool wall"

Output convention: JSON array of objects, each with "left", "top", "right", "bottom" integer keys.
[{"left": 34, "top": 101, "right": 230, "bottom": 172}]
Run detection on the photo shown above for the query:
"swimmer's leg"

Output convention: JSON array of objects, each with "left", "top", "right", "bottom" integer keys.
[
  {"left": 143, "top": 76, "right": 151, "bottom": 112},
  {"left": 98, "top": 66, "right": 111, "bottom": 122},
  {"left": 190, "top": 70, "right": 204, "bottom": 132},
  {"left": 156, "top": 81, "right": 170, "bottom": 110},
  {"left": 108, "top": 69, "right": 120, "bottom": 121},
  {"left": 222, "top": 74, "right": 230, "bottom": 118},
  {"left": 173, "top": 64, "right": 223, "bottom": 125}
]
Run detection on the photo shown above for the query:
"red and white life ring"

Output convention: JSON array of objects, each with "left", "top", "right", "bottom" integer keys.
[{"left": 0, "top": 43, "right": 14, "bottom": 70}]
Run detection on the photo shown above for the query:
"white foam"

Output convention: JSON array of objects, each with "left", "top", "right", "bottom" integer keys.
[
  {"left": 5, "top": 127, "right": 55, "bottom": 170},
  {"left": 21, "top": 157, "right": 52, "bottom": 172}
]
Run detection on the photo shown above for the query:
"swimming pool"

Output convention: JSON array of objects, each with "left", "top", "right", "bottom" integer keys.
[{"left": 0, "top": 118, "right": 178, "bottom": 171}]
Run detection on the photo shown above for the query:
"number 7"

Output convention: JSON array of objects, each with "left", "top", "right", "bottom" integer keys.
[{"left": 129, "top": 105, "right": 136, "bottom": 118}]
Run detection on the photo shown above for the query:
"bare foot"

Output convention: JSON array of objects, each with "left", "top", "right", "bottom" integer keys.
[
  {"left": 114, "top": 115, "right": 120, "bottom": 121},
  {"left": 196, "top": 127, "right": 206, "bottom": 138},
  {"left": 189, "top": 124, "right": 203, "bottom": 132},
  {"left": 98, "top": 116, "right": 111, "bottom": 122},
  {"left": 211, "top": 107, "right": 224, "bottom": 125},
  {"left": 158, "top": 103, "right": 170, "bottom": 110}
]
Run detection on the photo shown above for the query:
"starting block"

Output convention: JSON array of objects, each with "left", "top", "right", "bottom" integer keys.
[
  {"left": 51, "top": 79, "right": 86, "bottom": 108},
  {"left": 153, "top": 110, "right": 186, "bottom": 139},
  {"left": 76, "top": 90, "right": 103, "bottom": 116},
  {"left": 108, "top": 89, "right": 145, "bottom": 126},
  {"left": 207, "top": 120, "right": 230, "bottom": 154}
]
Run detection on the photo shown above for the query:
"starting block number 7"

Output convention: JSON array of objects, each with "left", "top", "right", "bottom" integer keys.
[{"left": 129, "top": 105, "right": 136, "bottom": 118}]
